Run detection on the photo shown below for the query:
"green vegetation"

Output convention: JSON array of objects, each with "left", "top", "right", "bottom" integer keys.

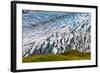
[{"left": 22, "top": 50, "right": 91, "bottom": 63}]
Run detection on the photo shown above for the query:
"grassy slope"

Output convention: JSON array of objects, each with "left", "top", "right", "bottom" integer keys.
[{"left": 22, "top": 50, "right": 91, "bottom": 63}]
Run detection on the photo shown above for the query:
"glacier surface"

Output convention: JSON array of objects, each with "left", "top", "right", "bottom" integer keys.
[{"left": 22, "top": 10, "right": 91, "bottom": 57}]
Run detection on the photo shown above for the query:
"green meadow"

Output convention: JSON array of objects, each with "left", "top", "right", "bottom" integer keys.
[{"left": 22, "top": 50, "right": 91, "bottom": 63}]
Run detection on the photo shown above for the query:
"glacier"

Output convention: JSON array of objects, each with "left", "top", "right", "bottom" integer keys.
[{"left": 22, "top": 10, "right": 91, "bottom": 57}]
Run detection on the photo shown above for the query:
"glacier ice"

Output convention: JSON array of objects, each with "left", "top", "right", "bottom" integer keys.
[{"left": 22, "top": 10, "right": 91, "bottom": 57}]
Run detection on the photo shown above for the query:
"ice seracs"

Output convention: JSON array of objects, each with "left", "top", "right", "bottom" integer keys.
[{"left": 22, "top": 10, "right": 91, "bottom": 57}]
